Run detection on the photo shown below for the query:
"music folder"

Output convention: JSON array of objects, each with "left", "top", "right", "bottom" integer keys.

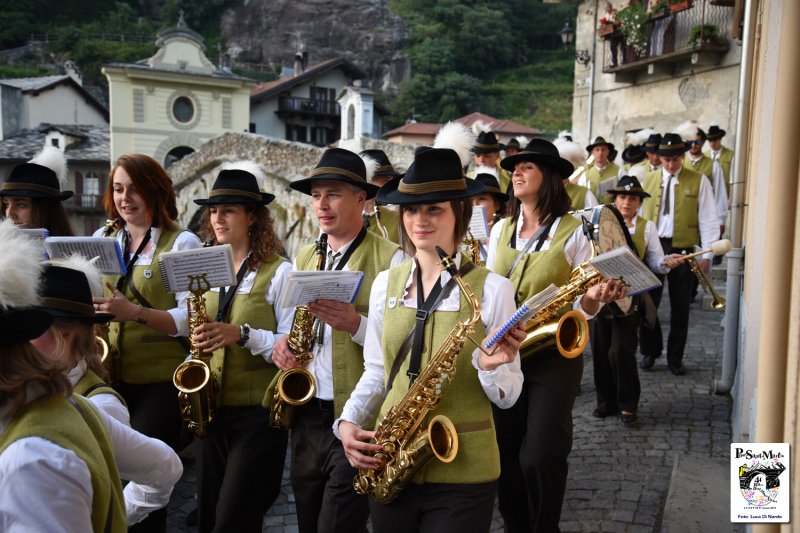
[{"left": 158, "top": 245, "right": 236, "bottom": 293}]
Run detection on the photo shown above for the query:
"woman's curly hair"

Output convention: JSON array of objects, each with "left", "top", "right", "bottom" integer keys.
[{"left": 198, "top": 204, "right": 284, "bottom": 270}]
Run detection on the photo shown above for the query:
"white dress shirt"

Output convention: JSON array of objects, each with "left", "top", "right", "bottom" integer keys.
[
  {"left": 334, "top": 253, "right": 524, "bottom": 436},
  {"left": 0, "top": 386, "right": 183, "bottom": 529},
  {"left": 654, "top": 168, "right": 718, "bottom": 260},
  {"left": 627, "top": 215, "right": 670, "bottom": 275},
  {"left": 176, "top": 260, "right": 294, "bottom": 362},
  {"left": 66, "top": 359, "right": 130, "bottom": 426},
  {"left": 687, "top": 154, "right": 729, "bottom": 225},
  {"left": 292, "top": 235, "right": 406, "bottom": 401},
  {"left": 486, "top": 213, "right": 600, "bottom": 319},
  {"left": 584, "top": 189, "right": 600, "bottom": 209},
  {"left": 92, "top": 226, "right": 201, "bottom": 335}
]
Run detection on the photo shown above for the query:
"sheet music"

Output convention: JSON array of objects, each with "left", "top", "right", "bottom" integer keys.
[
  {"left": 468, "top": 205, "right": 490, "bottom": 240},
  {"left": 279, "top": 270, "right": 365, "bottom": 308},
  {"left": 45, "top": 236, "right": 126, "bottom": 275},
  {"left": 589, "top": 246, "right": 662, "bottom": 295},
  {"left": 486, "top": 284, "right": 560, "bottom": 348},
  {"left": 158, "top": 245, "right": 236, "bottom": 292},
  {"left": 596, "top": 176, "right": 618, "bottom": 198}
]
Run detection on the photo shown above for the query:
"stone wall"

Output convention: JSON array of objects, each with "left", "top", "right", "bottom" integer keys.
[{"left": 169, "top": 133, "right": 417, "bottom": 258}]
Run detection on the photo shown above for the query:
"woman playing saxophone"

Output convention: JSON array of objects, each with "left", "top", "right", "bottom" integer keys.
[{"left": 337, "top": 144, "right": 525, "bottom": 532}]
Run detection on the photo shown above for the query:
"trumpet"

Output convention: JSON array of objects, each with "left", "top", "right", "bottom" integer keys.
[
  {"left": 682, "top": 239, "right": 730, "bottom": 310},
  {"left": 567, "top": 155, "right": 594, "bottom": 185}
]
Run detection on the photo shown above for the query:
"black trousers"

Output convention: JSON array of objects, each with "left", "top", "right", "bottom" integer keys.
[
  {"left": 493, "top": 350, "right": 583, "bottom": 533},
  {"left": 116, "top": 380, "right": 184, "bottom": 533},
  {"left": 590, "top": 310, "right": 641, "bottom": 414},
  {"left": 370, "top": 481, "right": 497, "bottom": 533},
  {"left": 290, "top": 400, "right": 369, "bottom": 533},
  {"left": 197, "top": 405, "right": 288, "bottom": 533},
  {"left": 638, "top": 238, "right": 694, "bottom": 367}
]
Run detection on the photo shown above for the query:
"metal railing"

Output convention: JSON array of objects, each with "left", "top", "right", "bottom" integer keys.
[
  {"left": 277, "top": 96, "right": 340, "bottom": 116},
  {"left": 66, "top": 193, "right": 103, "bottom": 211},
  {"left": 601, "top": 0, "right": 732, "bottom": 72}
]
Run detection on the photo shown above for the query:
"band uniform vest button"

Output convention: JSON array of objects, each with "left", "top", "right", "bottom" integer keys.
[{"left": 388, "top": 296, "right": 397, "bottom": 309}]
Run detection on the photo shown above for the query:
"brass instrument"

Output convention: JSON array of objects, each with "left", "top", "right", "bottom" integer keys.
[
  {"left": 354, "top": 246, "right": 480, "bottom": 504},
  {"left": 373, "top": 205, "right": 390, "bottom": 240},
  {"left": 567, "top": 155, "right": 594, "bottom": 184},
  {"left": 462, "top": 230, "right": 483, "bottom": 266},
  {"left": 173, "top": 274, "right": 217, "bottom": 437},
  {"left": 269, "top": 234, "right": 328, "bottom": 429},
  {"left": 687, "top": 257, "right": 725, "bottom": 309},
  {"left": 98, "top": 217, "right": 123, "bottom": 384}
]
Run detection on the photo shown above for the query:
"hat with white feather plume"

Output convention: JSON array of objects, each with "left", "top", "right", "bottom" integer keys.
[
  {"left": 0, "top": 145, "right": 72, "bottom": 200},
  {"left": 0, "top": 219, "right": 54, "bottom": 345},
  {"left": 39, "top": 255, "right": 114, "bottom": 323},
  {"left": 195, "top": 160, "right": 275, "bottom": 205},
  {"left": 435, "top": 122, "right": 477, "bottom": 168},
  {"left": 470, "top": 119, "right": 502, "bottom": 154},
  {"left": 290, "top": 148, "right": 380, "bottom": 199}
]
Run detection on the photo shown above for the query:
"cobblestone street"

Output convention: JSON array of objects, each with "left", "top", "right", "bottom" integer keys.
[{"left": 166, "top": 277, "right": 737, "bottom": 533}]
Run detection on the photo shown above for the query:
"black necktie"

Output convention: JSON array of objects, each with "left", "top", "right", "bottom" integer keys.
[{"left": 662, "top": 174, "right": 674, "bottom": 217}]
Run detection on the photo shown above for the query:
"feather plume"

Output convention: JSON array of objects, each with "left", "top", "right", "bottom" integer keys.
[
  {"left": 0, "top": 219, "right": 45, "bottom": 310},
  {"left": 434, "top": 122, "right": 476, "bottom": 168},
  {"left": 474, "top": 165, "right": 497, "bottom": 177},
  {"left": 29, "top": 145, "right": 68, "bottom": 187},
  {"left": 47, "top": 254, "right": 104, "bottom": 297},
  {"left": 625, "top": 128, "right": 655, "bottom": 147},
  {"left": 674, "top": 120, "right": 700, "bottom": 142},
  {"left": 554, "top": 137, "right": 585, "bottom": 168},
  {"left": 470, "top": 119, "right": 492, "bottom": 136},
  {"left": 557, "top": 131, "right": 574, "bottom": 142},
  {"left": 628, "top": 165, "right": 647, "bottom": 180},
  {"left": 515, "top": 135, "right": 530, "bottom": 146},
  {"left": 709, "top": 120, "right": 719, "bottom": 127},
  {"left": 220, "top": 160, "right": 267, "bottom": 183},
  {"left": 359, "top": 152, "right": 378, "bottom": 183}
]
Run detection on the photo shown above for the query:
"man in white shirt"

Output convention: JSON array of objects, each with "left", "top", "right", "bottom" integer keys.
[{"left": 639, "top": 133, "right": 718, "bottom": 375}]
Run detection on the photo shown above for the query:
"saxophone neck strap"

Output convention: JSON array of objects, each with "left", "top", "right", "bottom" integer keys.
[
  {"left": 216, "top": 254, "right": 251, "bottom": 322},
  {"left": 329, "top": 226, "right": 367, "bottom": 271},
  {"left": 384, "top": 260, "right": 476, "bottom": 393},
  {"left": 505, "top": 215, "right": 554, "bottom": 279},
  {"left": 116, "top": 227, "right": 152, "bottom": 292}
]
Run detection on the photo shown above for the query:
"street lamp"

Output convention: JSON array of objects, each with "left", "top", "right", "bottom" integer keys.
[{"left": 559, "top": 22, "right": 575, "bottom": 49}]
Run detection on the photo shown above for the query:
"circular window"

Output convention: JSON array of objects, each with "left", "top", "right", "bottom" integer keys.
[{"left": 173, "top": 97, "right": 194, "bottom": 123}]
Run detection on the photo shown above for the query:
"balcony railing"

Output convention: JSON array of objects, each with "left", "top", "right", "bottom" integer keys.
[
  {"left": 277, "top": 96, "right": 340, "bottom": 117},
  {"left": 601, "top": 0, "right": 732, "bottom": 81},
  {"left": 66, "top": 193, "right": 103, "bottom": 212}
]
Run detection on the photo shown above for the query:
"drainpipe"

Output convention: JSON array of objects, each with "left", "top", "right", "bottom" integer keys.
[{"left": 713, "top": 0, "right": 757, "bottom": 394}]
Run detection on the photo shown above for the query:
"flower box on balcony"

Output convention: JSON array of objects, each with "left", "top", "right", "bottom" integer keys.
[
  {"left": 598, "top": 24, "right": 617, "bottom": 37},
  {"left": 669, "top": 0, "right": 692, "bottom": 13}
]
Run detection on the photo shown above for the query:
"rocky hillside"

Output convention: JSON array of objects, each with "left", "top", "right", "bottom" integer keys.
[{"left": 220, "top": 0, "right": 410, "bottom": 93}]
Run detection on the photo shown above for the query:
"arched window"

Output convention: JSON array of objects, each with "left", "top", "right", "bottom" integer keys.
[{"left": 164, "top": 146, "right": 195, "bottom": 169}]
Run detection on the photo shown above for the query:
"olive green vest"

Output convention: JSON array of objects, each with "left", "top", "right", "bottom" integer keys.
[
  {"left": 104, "top": 227, "right": 193, "bottom": 384},
  {"left": 704, "top": 146, "right": 734, "bottom": 179},
  {"left": 496, "top": 160, "right": 511, "bottom": 195},
  {"left": 379, "top": 262, "right": 497, "bottom": 484},
  {"left": 641, "top": 169, "right": 702, "bottom": 249},
  {"left": 366, "top": 206, "right": 400, "bottom": 244},
  {"left": 630, "top": 217, "right": 647, "bottom": 260},
  {"left": 75, "top": 368, "right": 126, "bottom": 406},
  {"left": 565, "top": 181, "right": 589, "bottom": 211},
  {"left": 492, "top": 216, "right": 580, "bottom": 306},
  {"left": 683, "top": 154, "right": 713, "bottom": 184},
  {"left": 0, "top": 394, "right": 126, "bottom": 532},
  {"left": 585, "top": 162, "right": 620, "bottom": 202},
  {"left": 205, "top": 256, "right": 284, "bottom": 406},
  {"left": 264, "top": 231, "right": 399, "bottom": 419}
]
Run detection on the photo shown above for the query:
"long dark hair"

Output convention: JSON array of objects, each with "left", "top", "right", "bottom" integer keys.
[
  {"left": 507, "top": 163, "right": 571, "bottom": 224},
  {"left": 398, "top": 199, "right": 473, "bottom": 257},
  {"left": 1, "top": 197, "right": 75, "bottom": 236}
]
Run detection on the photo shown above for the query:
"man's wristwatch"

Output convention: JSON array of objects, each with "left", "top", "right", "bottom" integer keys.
[{"left": 237, "top": 323, "right": 251, "bottom": 347}]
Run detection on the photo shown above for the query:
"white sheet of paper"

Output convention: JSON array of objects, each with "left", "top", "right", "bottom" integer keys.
[
  {"left": 158, "top": 245, "right": 236, "bottom": 293},
  {"left": 589, "top": 246, "right": 662, "bottom": 295},
  {"left": 45, "top": 236, "right": 126, "bottom": 275},
  {"left": 468, "top": 205, "right": 490, "bottom": 240},
  {"left": 279, "top": 270, "right": 365, "bottom": 308},
  {"left": 596, "top": 176, "right": 618, "bottom": 198}
]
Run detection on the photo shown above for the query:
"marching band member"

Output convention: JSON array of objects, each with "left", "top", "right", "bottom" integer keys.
[
  {"left": 188, "top": 162, "right": 293, "bottom": 532},
  {"left": 469, "top": 121, "right": 511, "bottom": 194},
  {"left": 590, "top": 176, "right": 683, "bottom": 425},
  {"left": 270, "top": 148, "right": 403, "bottom": 533},
  {"left": 0, "top": 145, "right": 76, "bottom": 235},
  {"left": 337, "top": 145, "right": 525, "bottom": 532},
  {"left": 92, "top": 153, "right": 201, "bottom": 532},
  {"left": 486, "top": 139, "right": 627, "bottom": 532},
  {"left": 361, "top": 149, "right": 401, "bottom": 243},
  {"left": 580, "top": 136, "right": 624, "bottom": 201}
]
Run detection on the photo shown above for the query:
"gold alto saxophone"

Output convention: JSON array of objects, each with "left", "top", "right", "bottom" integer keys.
[
  {"left": 96, "top": 217, "right": 123, "bottom": 385},
  {"left": 269, "top": 233, "right": 328, "bottom": 429},
  {"left": 173, "top": 274, "right": 218, "bottom": 437},
  {"left": 354, "top": 246, "right": 481, "bottom": 504}
]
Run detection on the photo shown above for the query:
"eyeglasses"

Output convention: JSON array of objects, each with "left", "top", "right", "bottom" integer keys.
[{"left": 692, "top": 140, "right": 704, "bottom": 145}]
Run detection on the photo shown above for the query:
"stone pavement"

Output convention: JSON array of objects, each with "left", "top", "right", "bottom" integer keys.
[{"left": 165, "top": 274, "right": 739, "bottom": 532}]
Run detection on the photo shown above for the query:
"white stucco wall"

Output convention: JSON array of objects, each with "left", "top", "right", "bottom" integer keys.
[{"left": 23, "top": 85, "right": 107, "bottom": 129}]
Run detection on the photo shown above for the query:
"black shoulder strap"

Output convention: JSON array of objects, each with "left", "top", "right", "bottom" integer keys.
[{"left": 504, "top": 215, "right": 554, "bottom": 279}]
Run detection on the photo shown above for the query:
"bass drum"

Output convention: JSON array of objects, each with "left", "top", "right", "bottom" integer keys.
[{"left": 584, "top": 204, "right": 635, "bottom": 315}]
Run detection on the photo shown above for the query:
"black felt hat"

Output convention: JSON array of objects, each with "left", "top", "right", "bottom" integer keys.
[
  {"left": 194, "top": 166, "right": 275, "bottom": 206},
  {"left": 586, "top": 136, "right": 615, "bottom": 154},
  {"left": 500, "top": 138, "right": 575, "bottom": 179},
  {"left": 360, "top": 149, "right": 400, "bottom": 178},
  {"left": 622, "top": 145, "right": 647, "bottom": 164},
  {"left": 377, "top": 147, "right": 484, "bottom": 205},
  {"left": 657, "top": 133, "right": 691, "bottom": 156},
  {"left": 474, "top": 173, "right": 509, "bottom": 202},
  {"left": 290, "top": 148, "right": 380, "bottom": 199},
  {"left": 504, "top": 138, "right": 521, "bottom": 151},
  {"left": 643, "top": 133, "right": 663, "bottom": 153},
  {"left": 607, "top": 175, "right": 651, "bottom": 198},
  {"left": 0, "top": 162, "right": 73, "bottom": 200},
  {"left": 38, "top": 264, "right": 114, "bottom": 323},
  {"left": 0, "top": 308, "right": 54, "bottom": 347},
  {"left": 706, "top": 125, "right": 726, "bottom": 140},
  {"left": 471, "top": 131, "right": 502, "bottom": 154}
]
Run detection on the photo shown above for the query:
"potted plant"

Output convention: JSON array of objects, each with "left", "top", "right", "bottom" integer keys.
[
  {"left": 597, "top": 11, "right": 621, "bottom": 37},
  {"left": 688, "top": 24, "right": 726, "bottom": 47},
  {"left": 649, "top": 0, "right": 670, "bottom": 19},
  {"left": 617, "top": 2, "right": 649, "bottom": 58},
  {"left": 669, "top": 0, "right": 692, "bottom": 14}
]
